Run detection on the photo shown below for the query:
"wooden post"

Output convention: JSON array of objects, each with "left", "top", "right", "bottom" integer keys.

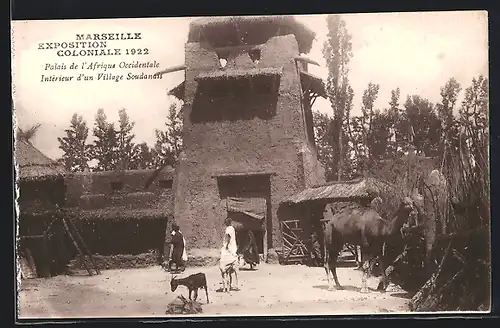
[
  {"left": 42, "top": 233, "right": 51, "bottom": 278},
  {"left": 68, "top": 219, "right": 100, "bottom": 275},
  {"left": 263, "top": 215, "right": 268, "bottom": 263},
  {"left": 62, "top": 218, "right": 93, "bottom": 276}
]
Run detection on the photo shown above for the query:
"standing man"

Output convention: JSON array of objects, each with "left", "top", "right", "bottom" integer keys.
[
  {"left": 219, "top": 217, "right": 239, "bottom": 291},
  {"left": 240, "top": 229, "right": 260, "bottom": 269},
  {"left": 168, "top": 223, "right": 186, "bottom": 273}
]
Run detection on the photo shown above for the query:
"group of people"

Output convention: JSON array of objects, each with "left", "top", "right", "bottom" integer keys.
[{"left": 165, "top": 217, "right": 260, "bottom": 275}]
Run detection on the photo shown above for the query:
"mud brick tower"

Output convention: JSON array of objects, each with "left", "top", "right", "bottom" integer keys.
[{"left": 168, "top": 16, "right": 326, "bottom": 259}]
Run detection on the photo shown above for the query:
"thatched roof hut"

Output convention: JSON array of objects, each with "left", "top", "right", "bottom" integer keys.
[
  {"left": 278, "top": 177, "right": 398, "bottom": 241},
  {"left": 15, "top": 139, "right": 67, "bottom": 181},
  {"left": 282, "top": 177, "right": 394, "bottom": 205}
]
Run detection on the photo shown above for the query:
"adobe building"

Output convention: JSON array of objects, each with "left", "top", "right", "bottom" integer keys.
[
  {"left": 62, "top": 167, "right": 175, "bottom": 268},
  {"left": 167, "top": 16, "right": 327, "bottom": 259}
]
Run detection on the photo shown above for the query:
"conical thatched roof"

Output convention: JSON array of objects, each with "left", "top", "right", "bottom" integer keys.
[{"left": 14, "top": 139, "right": 67, "bottom": 180}]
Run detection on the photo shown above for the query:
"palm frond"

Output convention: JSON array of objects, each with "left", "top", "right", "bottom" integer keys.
[{"left": 17, "top": 123, "right": 42, "bottom": 143}]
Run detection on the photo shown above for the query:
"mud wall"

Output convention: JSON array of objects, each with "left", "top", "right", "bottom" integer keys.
[
  {"left": 174, "top": 34, "right": 325, "bottom": 251},
  {"left": 18, "top": 178, "right": 66, "bottom": 213},
  {"left": 63, "top": 169, "right": 173, "bottom": 267},
  {"left": 64, "top": 168, "right": 174, "bottom": 207}
]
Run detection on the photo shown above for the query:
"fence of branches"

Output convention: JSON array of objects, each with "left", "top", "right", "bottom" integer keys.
[
  {"left": 407, "top": 115, "right": 490, "bottom": 311},
  {"left": 373, "top": 114, "right": 490, "bottom": 311}
]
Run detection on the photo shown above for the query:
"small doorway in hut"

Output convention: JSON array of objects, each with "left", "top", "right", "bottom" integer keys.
[{"left": 217, "top": 174, "right": 272, "bottom": 259}]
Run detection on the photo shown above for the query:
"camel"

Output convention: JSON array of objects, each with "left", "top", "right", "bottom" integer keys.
[{"left": 323, "top": 197, "right": 416, "bottom": 293}]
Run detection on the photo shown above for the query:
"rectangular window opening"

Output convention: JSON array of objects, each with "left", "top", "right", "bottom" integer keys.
[
  {"left": 192, "top": 75, "right": 280, "bottom": 123},
  {"left": 158, "top": 179, "right": 173, "bottom": 189},
  {"left": 110, "top": 181, "right": 124, "bottom": 192}
]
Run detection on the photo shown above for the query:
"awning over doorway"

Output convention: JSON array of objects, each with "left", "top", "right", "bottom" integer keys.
[{"left": 226, "top": 197, "right": 266, "bottom": 220}]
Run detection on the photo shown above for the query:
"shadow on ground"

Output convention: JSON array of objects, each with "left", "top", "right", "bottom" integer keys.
[
  {"left": 336, "top": 262, "right": 359, "bottom": 268},
  {"left": 312, "top": 284, "right": 381, "bottom": 293},
  {"left": 239, "top": 267, "right": 258, "bottom": 271},
  {"left": 390, "top": 292, "right": 413, "bottom": 299}
]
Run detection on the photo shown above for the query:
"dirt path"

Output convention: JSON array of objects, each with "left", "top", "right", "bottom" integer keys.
[{"left": 18, "top": 264, "right": 411, "bottom": 318}]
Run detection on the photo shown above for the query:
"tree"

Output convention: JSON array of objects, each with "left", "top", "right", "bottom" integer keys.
[
  {"left": 116, "top": 108, "right": 136, "bottom": 170},
  {"left": 154, "top": 103, "right": 183, "bottom": 167},
  {"left": 437, "top": 78, "right": 461, "bottom": 129},
  {"left": 313, "top": 110, "right": 359, "bottom": 181},
  {"left": 458, "top": 75, "right": 489, "bottom": 176},
  {"left": 403, "top": 95, "right": 442, "bottom": 157},
  {"left": 460, "top": 75, "right": 488, "bottom": 140},
  {"left": 131, "top": 142, "right": 157, "bottom": 169},
  {"left": 436, "top": 78, "right": 462, "bottom": 165},
  {"left": 57, "top": 113, "right": 91, "bottom": 172},
  {"left": 387, "top": 87, "right": 408, "bottom": 157},
  {"left": 144, "top": 103, "right": 183, "bottom": 190},
  {"left": 91, "top": 108, "right": 118, "bottom": 171},
  {"left": 322, "top": 14, "right": 353, "bottom": 180},
  {"left": 17, "top": 123, "right": 41, "bottom": 144},
  {"left": 313, "top": 111, "right": 336, "bottom": 181},
  {"left": 368, "top": 109, "right": 393, "bottom": 160},
  {"left": 361, "top": 82, "right": 380, "bottom": 161}
]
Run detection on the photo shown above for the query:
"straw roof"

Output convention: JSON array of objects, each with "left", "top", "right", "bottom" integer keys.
[
  {"left": 282, "top": 177, "right": 394, "bottom": 204},
  {"left": 195, "top": 67, "right": 282, "bottom": 81},
  {"left": 300, "top": 71, "right": 327, "bottom": 98},
  {"left": 73, "top": 207, "right": 171, "bottom": 221},
  {"left": 72, "top": 166, "right": 175, "bottom": 178},
  {"left": 188, "top": 15, "right": 316, "bottom": 54},
  {"left": 168, "top": 81, "right": 185, "bottom": 100},
  {"left": 15, "top": 139, "right": 67, "bottom": 180}
]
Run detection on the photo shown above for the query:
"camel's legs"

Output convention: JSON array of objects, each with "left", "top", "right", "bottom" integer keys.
[
  {"left": 205, "top": 286, "right": 210, "bottom": 303},
  {"left": 330, "top": 256, "right": 342, "bottom": 289},
  {"left": 360, "top": 259, "right": 370, "bottom": 293},
  {"left": 326, "top": 248, "right": 342, "bottom": 291},
  {"left": 233, "top": 269, "right": 239, "bottom": 289},
  {"left": 193, "top": 289, "right": 198, "bottom": 301},
  {"left": 376, "top": 255, "right": 389, "bottom": 292},
  {"left": 361, "top": 231, "right": 369, "bottom": 249},
  {"left": 324, "top": 265, "right": 331, "bottom": 288}
]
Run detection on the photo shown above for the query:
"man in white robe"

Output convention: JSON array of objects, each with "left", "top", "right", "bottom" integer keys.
[{"left": 219, "top": 217, "right": 239, "bottom": 291}]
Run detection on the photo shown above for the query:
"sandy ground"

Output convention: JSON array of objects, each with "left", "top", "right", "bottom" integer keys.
[{"left": 18, "top": 263, "right": 411, "bottom": 318}]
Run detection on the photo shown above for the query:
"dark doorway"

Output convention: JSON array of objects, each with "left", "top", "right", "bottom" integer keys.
[
  {"left": 217, "top": 174, "right": 272, "bottom": 252},
  {"left": 229, "top": 211, "right": 265, "bottom": 254}
]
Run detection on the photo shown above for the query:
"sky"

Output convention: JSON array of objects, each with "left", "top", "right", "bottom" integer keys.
[{"left": 11, "top": 11, "right": 488, "bottom": 160}]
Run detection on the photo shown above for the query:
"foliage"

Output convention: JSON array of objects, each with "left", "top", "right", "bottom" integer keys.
[
  {"left": 360, "top": 82, "right": 380, "bottom": 165},
  {"left": 58, "top": 103, "right": 184, "bottom": 172},
  {"left": 116, "top": 108, "right": 136, "bottom": 170},
  {"left": 131, "top": 142, "right": 157, "bottom": 169},
  {"left": 322, "top": 14, "right": 353, "bottom": 180},
  {"left": 91, "top": 109, "right": 119, "bottom": 171},
  {"left": 154, "top": 103, "right": 184, "bottom": 167},
  {"left": 403, "top": 95, "right": 442, "bottom": 157},
  {"left": 17, "top": 123, "right": 41, "bottom": 144},
  {"left": 406, "top": 75, "right": 489, "bottom": 311},
  {"left": 312, "top": 70, "right": 490, "bottom": 311},
  {"left": 57, "top": 114, "right": 91, "bottom": 172}
]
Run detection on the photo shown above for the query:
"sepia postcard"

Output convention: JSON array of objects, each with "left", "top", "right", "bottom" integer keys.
[{"left": 12, "top": 11, "right": 490, "bottom": 320}]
